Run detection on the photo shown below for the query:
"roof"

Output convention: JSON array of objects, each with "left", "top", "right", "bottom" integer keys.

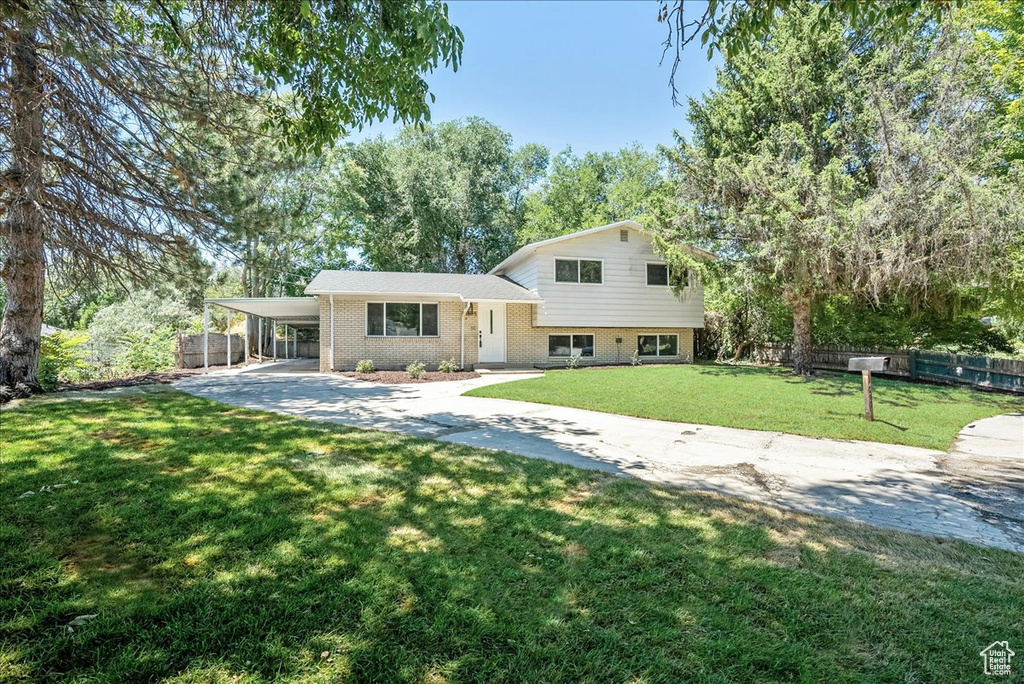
[
  {"left": 204, "top": 297, "right": 320, "bottom": 327},
  {"left": 304, "top": 271, "right": 542, "bottom": 303},
  {"left": 488, "top": 220, "right": 717, "bottom": 275}
]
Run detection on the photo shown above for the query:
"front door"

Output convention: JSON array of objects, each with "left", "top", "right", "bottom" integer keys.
[{"left": 478, "top": 302, "right": 507, "bottom": 363}]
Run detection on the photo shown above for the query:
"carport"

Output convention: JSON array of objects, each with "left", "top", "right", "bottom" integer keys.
[{"left": 202, "top": 297, "right": 320, "bottom": 369}]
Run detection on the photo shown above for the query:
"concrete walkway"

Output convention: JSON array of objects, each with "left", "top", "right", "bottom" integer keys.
[{"left": 176, "top": 360, "right": 1024, "bottom": 552}]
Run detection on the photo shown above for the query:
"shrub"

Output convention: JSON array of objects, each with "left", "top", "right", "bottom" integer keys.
[
  {"left": 565, "top": 353, "right": 582, "bottom": 370},
  {"left": 631, "top": 350, "right": 643, "bottom": 367},
  {"left": 355, "top": 359, "right": 376, "bottom": 373},
  {"left": 113, "top": 328, "right": 176, "bottom": 373},
  {"left": 38, "top": 331, "right": 93, "bottom": 391},
  {"left": 437, "top": 358, "right": 459, "bottom": 373},
  {"left": 406, "top": 361, "right": 427, "bottom": 379}
]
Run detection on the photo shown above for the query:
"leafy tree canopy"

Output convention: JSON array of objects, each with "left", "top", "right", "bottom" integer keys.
[
  {"left": 520, "top": 145, "right": 670, "bottom": 244},
  {"left": 342, "top": 118, "right": 548, "bottom": 273}
]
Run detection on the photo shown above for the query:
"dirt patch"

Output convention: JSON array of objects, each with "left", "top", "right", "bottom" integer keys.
[
  {"left": 339, "top": 370, "right": 480, "bottom": 384},
  {"left": 56, "top": 368, "right": 215, "bottom": 393}
]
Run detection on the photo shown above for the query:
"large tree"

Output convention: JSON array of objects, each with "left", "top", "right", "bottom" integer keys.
[
  {"left": 662, "top": 4, "right": 1022, "bottom": 374},
  {"left": 520, "top": 145, "right": 670, "bottom": 243},
  {"left": 0, "top": 0, "right": 462, "bottom": 395},
  {"left": 343, "top": 118, "right": 548, "bottom": 273}
]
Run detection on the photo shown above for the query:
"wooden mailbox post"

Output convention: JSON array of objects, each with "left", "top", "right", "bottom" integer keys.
[{"left": 848, "top": 357, "right": 891, "bottom": 421}]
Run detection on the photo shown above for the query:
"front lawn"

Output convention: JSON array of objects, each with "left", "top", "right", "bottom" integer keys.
[
  {"left": 2, "top": 387, "right": 1022, "bottom": 683},
  {"left": 466, "top": 364, "right": 1024, "bottom": 450}
]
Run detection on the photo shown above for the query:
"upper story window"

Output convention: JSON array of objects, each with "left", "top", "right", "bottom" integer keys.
[
  {"left": 647, "top": 262, "right": 691, "bottom": 288},
  {"left": 647, "top": 263, "right": 669, "bottom": 286},
  {"left": 555, "top": 258, "right": 603, "bottom": 284},
  {"left": 367, "top": 302, "right": 439, "bottom": 337}
]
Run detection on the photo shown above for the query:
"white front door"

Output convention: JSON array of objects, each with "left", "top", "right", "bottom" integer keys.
[{"left": 478, "top": 302, "right": 507, "bottom": 363}]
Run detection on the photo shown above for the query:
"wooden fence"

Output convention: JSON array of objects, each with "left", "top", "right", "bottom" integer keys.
[
  {"left": 754, "top": 343, "right": 1024, "bottom": 393},
  {"left": 912, "top": 350, "right": 1024, "bottom": 393},
  {"left": 755, "top": 344, "right": 912, "bottom": 376},
  {"left": 176, "top": 334, "right": 319, "bottom": 369}
]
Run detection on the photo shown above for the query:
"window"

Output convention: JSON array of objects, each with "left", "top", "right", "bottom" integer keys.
[
  {"left": 647, "top": 263, "right": 669, "bottom": 286},
  {"left": 366, "top": 303, "right": 439, "bottom": 337},
  {"left": 548, "top": 334, "right": 595, "bottom": 358},
  {"left": 637, "top": 334, "right": 679, "bottom": 357},
  {"left": 554, "top": 258, "right": 603, "bottom": 284}
]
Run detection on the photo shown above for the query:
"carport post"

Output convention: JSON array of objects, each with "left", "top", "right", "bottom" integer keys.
[
  {"left": 203, "top": 302, "right": 209, "bottom": 369},
  {"left": 329, "top": 295, "right": 335, "bottom": 371},
  {"left": 244, "top": 314, "right": 249, "bottom": 364},
  {"left": 272, "top": 319, "right": 277, "bottom": 361},
  {"left": 258, "top": 317, "right": 263, "bottom": 362},
  {"left": 293, "top": 328, "right": 297, "bottom": 359},
  {"left": 226, "top": 311, "right": 232, "bottom": 370}
]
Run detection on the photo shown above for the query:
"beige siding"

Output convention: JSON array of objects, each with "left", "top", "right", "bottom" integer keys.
[
  {"left": 504, "top": 258, "right": 538, "bottom": 290},
  {"left": 527, "top": 228, "right": 704, "bottom": 328},
  {"left": 318, "top": 296, "right": 478, "bottom": 371},
  {"left": 506, "top": 303, "right": 693, "bottom": 366}
]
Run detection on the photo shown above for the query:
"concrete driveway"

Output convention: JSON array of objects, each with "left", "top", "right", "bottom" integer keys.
[{"left": 177, "top": 360, "right": 1024, "bottom": 552}]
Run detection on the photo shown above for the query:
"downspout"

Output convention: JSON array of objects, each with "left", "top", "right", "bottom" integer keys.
[
  {"left": 461, "top": 301, "right": 471, "bottom": 370},
  {"left": 329, "top": 295, "right": 336, "bottom": 371}
]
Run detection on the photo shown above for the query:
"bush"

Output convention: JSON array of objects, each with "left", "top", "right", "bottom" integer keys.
[
  {"left": 565, "top": 353, "right": 582, "bottom": 370},
  {"left": 114, "top": 329, "right": 176, "bottom": 373},
  {"left": 38, "top": 331, "right": 92, "bottom": 391},
  {"left": 355, "top": 359, "right": 376, "bottom": 373},
  {"left": 406, "top": 361, "right": 426, "bottom": 379},
  {"left": 437, "top": 358, "right": 459, "bottom": 373}
]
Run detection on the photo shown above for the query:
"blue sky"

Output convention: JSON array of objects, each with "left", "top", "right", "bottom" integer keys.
[{"left": 352, "top": 0, "right": 722, "bottom": 155}]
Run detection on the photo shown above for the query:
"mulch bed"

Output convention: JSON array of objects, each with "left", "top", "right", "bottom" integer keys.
[
  {"left": 340, "top": 370, "right": 480, "bottom": 384},
  {"left": 56, "top": 368, "right": 212, "bottom": 393}
]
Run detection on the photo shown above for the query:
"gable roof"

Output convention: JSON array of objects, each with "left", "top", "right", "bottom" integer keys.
[
  {"left": 489, "top": 220, "right": 644, "bottom": 276},
  {"left": 304, "top": 270, "right": 542, "bottom": 303},
  {"left": 488, "top": 220, "right": 716, "bottom": 275}
]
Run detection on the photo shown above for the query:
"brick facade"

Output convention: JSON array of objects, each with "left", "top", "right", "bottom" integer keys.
[
  {"left": 318, "top": 296, "right": 477, "bottom": 372},
  {"left": 505, "top": 303, "right": 693, "bottom": 366},
  {"left": 317, "top": 297, "right": 692, "bottom": 371}
]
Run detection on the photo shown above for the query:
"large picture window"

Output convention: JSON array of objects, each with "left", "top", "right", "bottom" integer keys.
[
  {"left": 637, "top": 334, "right": 679, "bottom": 357},
  {"left": 548, "top": 334, "right": 595, "bottom": 358},
  {"left": 554, "top": 258, "right": 603, "bottom": 284},
  {"left": 367, "top": 303, "right": 439, "bottom": 337}
]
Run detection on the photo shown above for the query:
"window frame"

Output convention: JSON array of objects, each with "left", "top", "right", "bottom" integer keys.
[
  {"left": 547, "top": 333, "right": 596, "bottom": 358},
  {"left": 365, "top": 301, "right": 440, "bottom": 338},
  {"left": 553, "top": 256, "right": 604, "bottom": 285},
  {"left": 637, "top": 334, "right": 680, "bottom": 357},
  {"left": 646, "top": 262, "right": 670, "bottom": 287}
]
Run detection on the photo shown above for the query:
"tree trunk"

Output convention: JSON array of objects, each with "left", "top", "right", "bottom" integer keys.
[
  {"left": 789, "top": 292, "right": 814, "bottom": 376},
  {"left": 0, "top": 22, "right": 46, "bottom": 396}
]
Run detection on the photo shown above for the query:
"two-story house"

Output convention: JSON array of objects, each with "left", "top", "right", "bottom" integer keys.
[{"left": 305, "top": 220, "right": 706, "bottom": 371}]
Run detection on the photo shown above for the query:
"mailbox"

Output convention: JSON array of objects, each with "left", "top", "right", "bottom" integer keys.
[{"left": 848, "top": 356, "right": 890, "bottom": 372}]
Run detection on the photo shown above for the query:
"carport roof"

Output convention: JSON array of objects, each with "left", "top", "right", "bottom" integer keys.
[{"left": 204, "top": 297, "right": 320, "bottom": 327}]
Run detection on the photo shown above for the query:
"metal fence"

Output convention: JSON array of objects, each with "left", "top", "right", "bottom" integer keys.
[{"left": 755, "top": 343, "right": 1024, "bottom": 393}]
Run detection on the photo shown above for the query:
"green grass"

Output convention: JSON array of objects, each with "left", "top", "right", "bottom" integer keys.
[
  {"left": 2, "top": 386, "right": 1022, "bottom": 683},
  {"left": 465, "top": 364, "right": 1024, "bottom": 451}
]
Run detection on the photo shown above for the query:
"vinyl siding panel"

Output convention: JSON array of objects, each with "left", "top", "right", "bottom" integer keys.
[
  {"left": 529, "top": 229, "right": 704, "bottom": 328},
  {"left": 504, "top": 258, "right": 538, "bottom": 291}
]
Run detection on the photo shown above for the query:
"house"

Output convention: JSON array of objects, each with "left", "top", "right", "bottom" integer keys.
[{"left": 305, "top": 220, "right": 706, "bottom": 371}]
